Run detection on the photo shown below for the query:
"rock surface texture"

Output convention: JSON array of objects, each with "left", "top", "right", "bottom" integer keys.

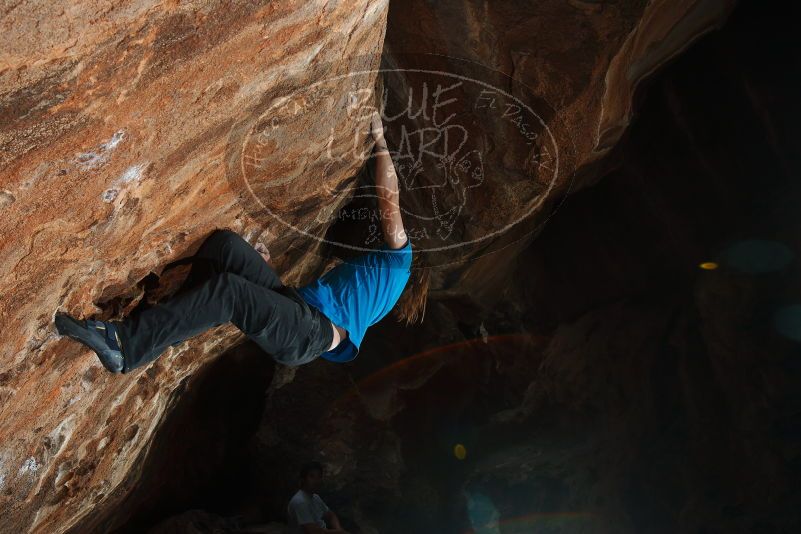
[
  {"left": 0, "top": 0, "right": 739, "bottom": 533},
  {"left": 237, "top": 3, "right": 801, "bottom": 532},
  {"left": 1, "top": 1, "right": 386, "bottom": 531}
]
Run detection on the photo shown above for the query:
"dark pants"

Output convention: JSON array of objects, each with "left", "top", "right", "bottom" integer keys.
[{"left": 114, "top": 229, "right": 334, "bottom": 373}]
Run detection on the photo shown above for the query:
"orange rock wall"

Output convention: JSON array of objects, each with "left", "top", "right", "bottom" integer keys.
[
  {"left": 1, "top": 1, "right": 386, "bottom": 531},
  {"left": 0, "top": 0, "right": 733, "bottom": 532}
]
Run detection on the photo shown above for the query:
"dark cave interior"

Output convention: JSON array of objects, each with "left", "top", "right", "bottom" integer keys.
[
  {"left": 78, "top": 1, "right": 801, "bottom": 532},
  {"left": 106, "top": 342, "right": 276, "bottom": 533}
]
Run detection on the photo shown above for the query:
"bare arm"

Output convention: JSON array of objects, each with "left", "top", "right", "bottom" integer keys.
[
  {"left": 370, "top": 111, "right": 408, "bottom": 250},
  {"left": 292, "top": 497, "right": 348, "bottom": 534},
  {"left": 324, "top": 510, "right": 343, "bottom": 530}
]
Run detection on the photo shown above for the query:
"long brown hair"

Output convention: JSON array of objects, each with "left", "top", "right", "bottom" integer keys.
[{"left": 393, "top": 252, "right": 431, "bottom": 325}]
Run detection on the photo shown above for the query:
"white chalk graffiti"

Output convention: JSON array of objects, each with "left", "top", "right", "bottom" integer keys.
[
  {"left": 76, "top": 130, "right": 126, "bottom": 171},
  {"left": 18, "top": 456, "right": 40, "bottom": 476},
  {"left": 101, "top": 162, "right": 149, "bottom": 203}
]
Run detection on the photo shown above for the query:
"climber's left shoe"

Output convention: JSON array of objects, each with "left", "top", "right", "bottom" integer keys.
[{"left": 55, "top": 313, "right": 125, "bottom": 373}]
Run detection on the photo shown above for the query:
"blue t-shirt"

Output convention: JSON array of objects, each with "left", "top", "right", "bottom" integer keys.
[{"left": 296, "top": 237, "right": 413, "bottom": 362}]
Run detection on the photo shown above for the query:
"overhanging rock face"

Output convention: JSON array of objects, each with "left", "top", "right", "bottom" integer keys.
[
  {"left": 0, "top": 1, "right": 385, "bottom": 531},
  {"left": 381, "top": 0, "right": 735, "bottom": 308},
  {"left": 0, "top": 1, "right": 733, "bottom": 532}
]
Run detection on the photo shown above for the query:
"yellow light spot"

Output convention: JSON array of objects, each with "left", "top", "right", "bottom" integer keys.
[
  {"left": 454, "top": 443, "right": 467, "bottom": 460},
  {"left": 699, "top": 262, "right": 719, "bottom": 270}
]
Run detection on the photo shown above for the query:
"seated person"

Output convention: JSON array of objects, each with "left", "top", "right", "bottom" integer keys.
[{"left": 287, "top": 461, "right": 348, "bottom": 534}]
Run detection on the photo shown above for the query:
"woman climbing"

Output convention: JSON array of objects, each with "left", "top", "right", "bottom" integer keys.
[{"left": 55, "top": 110, "right": 426, "bottom": 373}]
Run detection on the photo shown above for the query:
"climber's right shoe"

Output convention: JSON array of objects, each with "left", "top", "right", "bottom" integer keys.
[{"left": 55, "top": 313, "right": 125, "bottom": 374}]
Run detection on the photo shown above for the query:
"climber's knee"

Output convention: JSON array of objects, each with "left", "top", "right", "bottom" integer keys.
[
  {"left": 211, "top": 227, "right": 238, "bottom": 241},
  {"left": 197, "top": 228, "right": 239, "bottom": 260},
  {"left": 216, "top": 229, "right": 249, "bottom": 254},
  {"left": 205, "top": 228, "right": 235, "bottom": 249}
]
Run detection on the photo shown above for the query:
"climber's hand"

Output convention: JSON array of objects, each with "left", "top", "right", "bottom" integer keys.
[
  {"left": 370, "top": 110, "right": 386, "bottom": 144},
  {"left": 254, "top": 242, "right": 271, "bottom": 266}
]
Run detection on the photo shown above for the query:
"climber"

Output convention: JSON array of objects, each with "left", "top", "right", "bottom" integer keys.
[
  {"left": 287, "top": 461, "right": 348, "bottom": 534},
  {"left": 54, "top": 109, "right": 414, "bottom": 374}
]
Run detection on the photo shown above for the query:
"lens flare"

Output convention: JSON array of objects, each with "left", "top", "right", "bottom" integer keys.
[
  {"left": 774, "top": 304, "right": 801, "bottom": 343},
  {"left": 463, "top": 489, "right": 598, "bottom": 534},
  {"left": 722, "top": 240, "right": 794, "bottom": 273},
  {"left": 332, "top": 333, "right": 545, "bottom": 409},
  {"left": 699, "top": 262, "right": 719, "bottom": 270}
]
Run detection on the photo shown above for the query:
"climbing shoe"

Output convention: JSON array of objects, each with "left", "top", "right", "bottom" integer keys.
[{"left": 55, "top": 313, "right": 125, "bottom": 374}]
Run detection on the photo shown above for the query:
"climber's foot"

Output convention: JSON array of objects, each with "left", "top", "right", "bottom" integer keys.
[{"left": 54, "top": 313, "right": 125, "bottom": 374}]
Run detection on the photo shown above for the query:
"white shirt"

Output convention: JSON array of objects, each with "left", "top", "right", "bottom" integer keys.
[{"left": 287, "top": 489, "right": 330, "bottom": 533}]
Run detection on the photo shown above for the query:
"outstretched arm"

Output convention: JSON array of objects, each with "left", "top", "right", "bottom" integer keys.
[{"left": 370, "top": 111, "right": 408, "bottom": 250}]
